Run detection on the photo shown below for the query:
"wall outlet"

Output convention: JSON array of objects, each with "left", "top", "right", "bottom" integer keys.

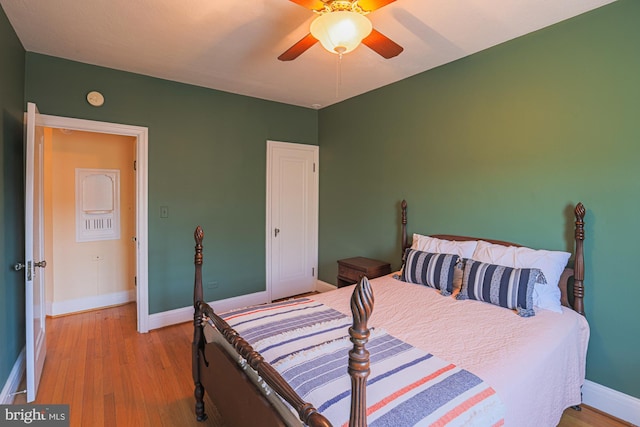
[
  {"left": 160, "top": 206, "right": 169, "bottom": 218},
  {"left": 206, "top": 281, "right": 219, "bottom": 290}
]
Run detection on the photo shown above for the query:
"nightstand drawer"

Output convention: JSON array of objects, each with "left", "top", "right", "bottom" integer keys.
[
  {"left": 338, "top": 264, "right": 363, "bottom": 282},
  {"left": 337, "top": 257, "right": 391, "bottom": 288}
]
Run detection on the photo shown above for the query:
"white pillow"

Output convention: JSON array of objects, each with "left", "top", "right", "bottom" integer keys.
[
  {"left": 471, "top": 240, "right": 571, "bottom": 313},
  {"left": 411, "top": 234, "right": 478, "bottom": 259}
]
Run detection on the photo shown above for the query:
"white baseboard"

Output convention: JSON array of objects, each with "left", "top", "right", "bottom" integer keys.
[
  {"left": 47, "top": 289, "right": 136, "bottom": 316},
  {"left": 148, "top": 282, "right": 344, "bottom": 331},
  {"left": 583, "top": 379, "right": 640, "bottom": 425},
  {"left": 147, "top": 291, "right": 270, "bottom": 331},
  {"left": 149, "top": 282, "right": 357, "bottom": 331},
  {"left": 0, "top": 347, "right": 25, "bottom": 404},
  {"left": 315, "top": 280, "right": 336, "bottom": 293}
]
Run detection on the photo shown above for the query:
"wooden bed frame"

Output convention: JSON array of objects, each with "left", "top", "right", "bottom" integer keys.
[{"left": 192, "top": 201, "right": 586, "bottom": 426}]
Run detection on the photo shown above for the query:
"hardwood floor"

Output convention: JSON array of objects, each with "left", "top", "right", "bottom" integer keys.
[
  {"left": 14, "top": 303, "right": 632, "bottom": 427},
  {"left": 560, "top": 405, "right": 635, "bottom": 427},
  {"left": 14, "top": 303, "right": 222, "bottom": 426}
]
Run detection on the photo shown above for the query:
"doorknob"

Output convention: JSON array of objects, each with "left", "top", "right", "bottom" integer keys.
[
  {"left": 274, "top": 228, "right": 280, "bottom": 237},
  {"left": 14, "top": 261, "right": 47, "bottom": 271}
]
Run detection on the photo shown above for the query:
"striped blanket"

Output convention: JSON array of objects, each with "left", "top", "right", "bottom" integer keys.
[{"left": 220, "top": 299, "right": 504, "bottom": 426}]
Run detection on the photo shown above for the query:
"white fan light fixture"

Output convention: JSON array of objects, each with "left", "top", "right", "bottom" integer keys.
[{"left": 310, "top": 10, "right": 373, "bottom": 55}]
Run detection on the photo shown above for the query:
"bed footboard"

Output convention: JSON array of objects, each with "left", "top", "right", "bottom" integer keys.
[
  {"left": 195, "top": 300, "right": 332, "bottom": 426},
  {"left": 192, "top": 226, "right": 375, "bottom": 427}
]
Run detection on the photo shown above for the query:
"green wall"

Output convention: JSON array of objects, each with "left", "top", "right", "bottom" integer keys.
[
  {"left": 3, "top": 0, "right": 639, "bottom": 405},
  {"left": 318, "top": 0, "right": 640, "bottom": 398},
  {"left": 0, "top": 5, "right": 26, "bottom": 397},
  {"left": 24, "top": 54, "right": 318, "bottom": 314}
]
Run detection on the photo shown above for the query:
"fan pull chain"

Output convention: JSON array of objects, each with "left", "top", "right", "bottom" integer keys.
[{"left": 335, "top": 53, "right": 343, "bottom": 98}]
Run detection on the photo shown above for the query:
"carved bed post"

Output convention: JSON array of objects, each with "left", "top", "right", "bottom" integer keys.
[
  {"left": 573, "top": 203, "right": 586, "bottom": 315},
  {"left": 349, "top": 277, "right": 374, "bottom": 427},
  {"left": 194, "top": 226, "right": 204, "bottom": 305},
  {"left": 401, "top": 200, "right": 408, "bottom": 265},
  {"left": 192, "top": 226, "right": 207, "bottom": 421}
]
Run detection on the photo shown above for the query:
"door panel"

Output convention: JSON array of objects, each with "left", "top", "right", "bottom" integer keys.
[
  {"left": 25, "top": 102, "right": 47, "bottom": 402},
  {"left": 267, "top": 141, "right": 318, "bottom": 301}
]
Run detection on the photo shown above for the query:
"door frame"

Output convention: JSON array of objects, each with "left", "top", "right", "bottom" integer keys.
[
  {"left": 37, "top": 113, "right": 150, "bottom": 333},
  {"left": 265, "top": 140, "right": 319, "bottom": 302}
]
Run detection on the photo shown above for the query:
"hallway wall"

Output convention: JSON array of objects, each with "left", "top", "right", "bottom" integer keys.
[{"left": 44, "top": 129, "right": 136, "bottom": 315}]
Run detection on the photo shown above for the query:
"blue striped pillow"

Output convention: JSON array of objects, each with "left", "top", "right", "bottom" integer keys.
[
  {"left": 401, "top": 249, "right": 459, "bottom": 296},
  {"left": 458, "top": 259, "right": 545, "bottom": 317}
]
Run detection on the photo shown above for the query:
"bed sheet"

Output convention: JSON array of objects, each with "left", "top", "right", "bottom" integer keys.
[{"left": 312, "top": 274, "right": 590, "bottom": 427}]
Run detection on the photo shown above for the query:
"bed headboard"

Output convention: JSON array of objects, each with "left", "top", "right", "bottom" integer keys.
[{"left": 400, "top": 200, "right": 586, "bottom": 315}]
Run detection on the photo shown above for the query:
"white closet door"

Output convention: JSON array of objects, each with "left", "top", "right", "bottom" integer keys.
[{"left": 267, "top": 141, "right": 318, "bottom": 301}]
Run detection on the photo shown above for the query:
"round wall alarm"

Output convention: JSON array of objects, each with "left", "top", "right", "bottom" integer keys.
[{"left": 86, "top": 91, "right": 105, "bottom": 107}]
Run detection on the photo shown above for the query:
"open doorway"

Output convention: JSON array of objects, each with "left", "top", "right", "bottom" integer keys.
[
  {"left": 37, "top": 113, "right": 149, "bottom": 332},
  {"left": 43, "top": 128, "right": 136, "bottom": 319}
]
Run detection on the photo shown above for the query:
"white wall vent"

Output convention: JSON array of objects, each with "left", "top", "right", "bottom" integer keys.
[{"left": 76, "top": 168, "right": 120, "bottom": 242}]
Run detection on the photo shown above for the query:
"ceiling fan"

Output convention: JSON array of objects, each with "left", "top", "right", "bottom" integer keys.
[{"left": 278, "top": 0, "right": 403, "bottom": 61}]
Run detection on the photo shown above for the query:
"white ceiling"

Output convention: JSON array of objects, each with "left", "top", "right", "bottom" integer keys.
[{"left": 1, "top": 0, "right": 616, "bottom": 109}]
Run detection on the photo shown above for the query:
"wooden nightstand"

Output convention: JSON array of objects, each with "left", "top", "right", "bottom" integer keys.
[{"left": 337, "top": 257, "right": 391, "bottom": 288}]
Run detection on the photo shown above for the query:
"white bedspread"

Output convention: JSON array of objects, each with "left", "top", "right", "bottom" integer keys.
[{"left": 312, "top": 274, "right": 590, "bottom": 427}]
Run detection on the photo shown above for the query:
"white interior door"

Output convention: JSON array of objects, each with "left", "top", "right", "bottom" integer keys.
[
  {"left": 267, "top": 141, "right": 318, "bottom": 301},
  {"left": 25, "top": 102, "right": 47, "bottom": 402}
]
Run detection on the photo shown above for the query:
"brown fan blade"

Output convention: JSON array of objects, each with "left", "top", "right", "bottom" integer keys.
[
  {"left": 278, "top": 34, "right": 319, "bottom": 61},
  {"left": 288, "top": 0, "right": 325, "bottom": 10},
  {"left": 362, "top": 29, "right": 403, "bottom": 59},
  {"left": 358, "top": 0, "right": 396, "bottom": 12}
]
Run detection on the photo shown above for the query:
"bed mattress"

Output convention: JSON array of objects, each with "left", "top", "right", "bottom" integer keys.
[{"left": 311, "top": 274, "right": 590, "bottom": 427}]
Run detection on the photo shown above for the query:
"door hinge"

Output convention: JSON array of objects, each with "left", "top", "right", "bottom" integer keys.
[
  {"left": 313, "top": 163, "right": 316, "bottom": 173},
  {"left": 27, "top": 261, "right": 32, "bottom": 281},
  {"left": 312, "top": 267, "right": 315, "bottom": 277},
  {"left": 134, "top": 276, "right": 137, "bottom": 287},
  {"left": 133, "top": 160, "right": 137, "bottom": 171}
]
